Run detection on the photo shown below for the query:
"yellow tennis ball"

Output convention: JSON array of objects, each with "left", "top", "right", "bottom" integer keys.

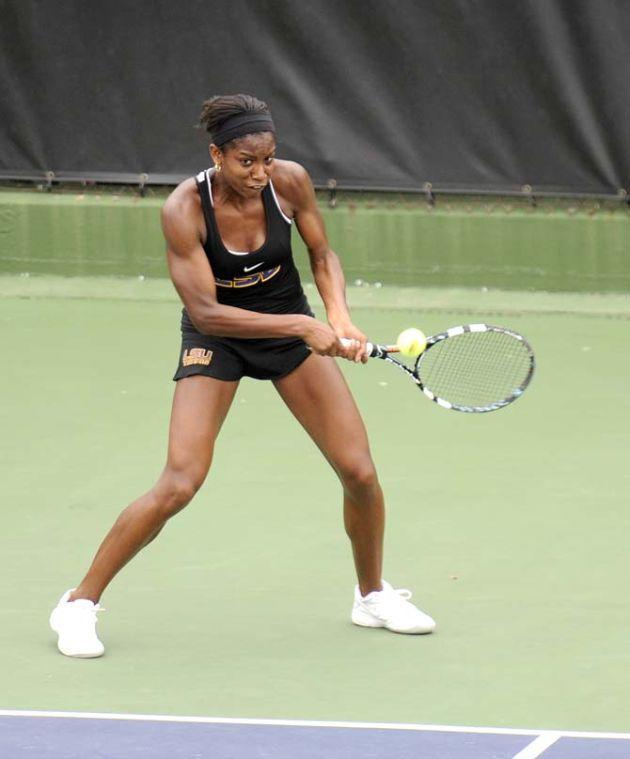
[{"left": 397, "top": 327, "right": 427, "bottom": 357}]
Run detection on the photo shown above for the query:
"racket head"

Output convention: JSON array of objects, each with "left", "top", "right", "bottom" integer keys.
[{"left": 413, "top": 324, "right": 535, "bottom": 412}]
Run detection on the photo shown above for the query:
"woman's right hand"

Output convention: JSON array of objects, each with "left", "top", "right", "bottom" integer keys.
[{"left": 302, "top": 318, "right": 350, "bottom": 357}]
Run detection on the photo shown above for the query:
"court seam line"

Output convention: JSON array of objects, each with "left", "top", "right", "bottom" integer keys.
[
  {"left": 3, "top": 291, "right": 630, "bottom": 321},
  {"left": 510, "top": 732, "right": 562, "bottom": 759},
  {"left": 1, "top": 710, "right": 629, "bottom": 741}
]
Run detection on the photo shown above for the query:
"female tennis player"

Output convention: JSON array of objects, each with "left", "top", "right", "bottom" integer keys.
[{"left": 50, "top": 94, "right": 435, "bottom": 657}]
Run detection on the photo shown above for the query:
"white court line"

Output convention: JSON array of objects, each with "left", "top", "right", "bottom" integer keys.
[
  {"left": 1, "top": 710, "right": 630, "bottom": 742},
  {"left": 511, "top": 732, "right": 562, "bottom": 758}
]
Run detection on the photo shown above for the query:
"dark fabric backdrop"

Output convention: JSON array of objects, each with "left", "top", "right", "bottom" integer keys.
[{"left": 0, "top": 0, "right": 628, "bottom": 193}]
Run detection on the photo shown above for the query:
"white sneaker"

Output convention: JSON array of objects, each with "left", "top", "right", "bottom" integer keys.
[
  {"left": 351, "top": 580, "right": 436, "bottom": 634},
  {"left": 49, "top": 589, "right": 105, "bottom": 658}
]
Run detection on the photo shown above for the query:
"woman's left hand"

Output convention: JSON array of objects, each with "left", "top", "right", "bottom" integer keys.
[{"left": 330, "top": 320, "right": 369, "bottom": 363}]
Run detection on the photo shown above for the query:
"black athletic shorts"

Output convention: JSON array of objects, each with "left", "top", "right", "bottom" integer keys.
[
  {"left": 173, "top": 332, "right": 312, "bottom": 382},
  {"left": 173, "top": 300, "right": 315, "bottom": 382}
]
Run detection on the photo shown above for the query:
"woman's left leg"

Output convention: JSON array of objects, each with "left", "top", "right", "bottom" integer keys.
[
  {"left": 274, "top": 353, "right": 436, "bottom": 634},
  {"left": 273, "top": 353, "right": 384, "bottom": 595}
]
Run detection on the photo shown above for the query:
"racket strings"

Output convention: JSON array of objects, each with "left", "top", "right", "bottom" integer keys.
[{"left": 417, "top": 330, "right": 532, "bottom": 409}]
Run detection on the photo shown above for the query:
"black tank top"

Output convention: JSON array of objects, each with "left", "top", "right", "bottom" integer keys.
[{"left": 181, "top": 168, "right": 309, "bottom": 335}]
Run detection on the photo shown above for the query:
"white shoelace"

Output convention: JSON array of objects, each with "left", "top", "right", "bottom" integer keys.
[
  {"left": 70, "top": 600, "right": 105, "bottom": 617},
  {"left": 381, "top": 587, "right": 414, "bottom": 613},
  {"left": 367, "top": 586, "right": 414, "bottom": 616}
]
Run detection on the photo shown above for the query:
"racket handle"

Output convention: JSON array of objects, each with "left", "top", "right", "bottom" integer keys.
[{"left": 340, "top": 338, "right": 398, "bottom": 358}]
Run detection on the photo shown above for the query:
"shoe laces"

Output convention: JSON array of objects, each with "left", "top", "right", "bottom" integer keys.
[
  {"left": 367, "top": 584, "right": 413, "bottom": 614},
  {"left": 71, "top": 599, "right": 105, "bottom": 618},
  {"left": 382, "top": 586, "right": 413, "bottom": 612}
]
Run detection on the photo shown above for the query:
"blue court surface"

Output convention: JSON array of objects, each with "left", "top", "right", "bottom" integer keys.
[{"left": 1, "top": 712, "right": 629, "bottom": 759}]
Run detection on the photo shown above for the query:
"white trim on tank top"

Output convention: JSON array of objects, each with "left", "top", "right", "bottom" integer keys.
[
  {"left": 268, "top": 180, "right": 293, "bottom": 225},
  {"left": 204, "top": 167, "right": 292, "bottom": 256}
]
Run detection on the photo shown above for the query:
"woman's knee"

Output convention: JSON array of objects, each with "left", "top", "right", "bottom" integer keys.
[
  {"left": 337, "top": 455, "right": 379, "bottom": 495},
  {"left": 153, "top": 469, "right": 205, "bottom": 517}
]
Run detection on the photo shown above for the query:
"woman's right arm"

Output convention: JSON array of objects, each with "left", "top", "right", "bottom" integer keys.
[{"left": 161, "top": 184, "right": 346, "bottom": 355}]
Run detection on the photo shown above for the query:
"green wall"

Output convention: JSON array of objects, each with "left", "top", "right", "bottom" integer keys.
[{"left": 0, "top": 189, "right": 628, "bottom": 292}]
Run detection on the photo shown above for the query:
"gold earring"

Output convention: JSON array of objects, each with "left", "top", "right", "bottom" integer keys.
[{"left": 214, "top": 163, "right": 222, "bottom": 173}]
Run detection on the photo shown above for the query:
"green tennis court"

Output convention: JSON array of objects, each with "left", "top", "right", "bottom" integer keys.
[
  {"left": 1, "top": 275, "right": 629, "bottom": 736},
  {"left": 3, "top": 4, "right": 630, "bottom": 755}
]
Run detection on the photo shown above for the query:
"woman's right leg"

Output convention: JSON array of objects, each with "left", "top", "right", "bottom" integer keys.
[{"left": 70, "top": 375, "right": 239, "bottom": 603}]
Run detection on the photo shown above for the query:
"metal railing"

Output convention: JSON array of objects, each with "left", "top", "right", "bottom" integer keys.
[{"left": 0, "top": 170, "right": 627, "bottom": 205}]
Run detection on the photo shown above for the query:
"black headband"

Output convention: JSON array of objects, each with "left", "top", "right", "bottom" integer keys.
[{"left": 212, "top": 113, "right": 275, "bottom": 147}]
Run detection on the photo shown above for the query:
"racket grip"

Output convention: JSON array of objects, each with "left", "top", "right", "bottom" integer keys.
[
  {"left": 340, "top": 337, "right": 373, "bottom": 354},
  {"left": 340, "top": 338, "right": 393, "bottom": 358}
]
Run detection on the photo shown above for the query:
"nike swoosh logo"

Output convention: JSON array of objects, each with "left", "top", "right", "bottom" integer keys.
[{"left": 243, "top": 262, "right": 265, "bottom": 273}]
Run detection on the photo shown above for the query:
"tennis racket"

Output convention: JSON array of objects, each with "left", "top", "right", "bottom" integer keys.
[{"left": 343, "top": 323, "right": 535, "bottom": 413}]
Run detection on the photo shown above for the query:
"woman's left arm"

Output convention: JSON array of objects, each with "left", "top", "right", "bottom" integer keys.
[{"left": 288, "top": 164, "right": 368, "bottom": 363}]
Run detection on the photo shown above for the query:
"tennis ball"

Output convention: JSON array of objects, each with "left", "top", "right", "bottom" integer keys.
[{"left": 397, "top": 327, "right": 427, "bottom": 357}]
